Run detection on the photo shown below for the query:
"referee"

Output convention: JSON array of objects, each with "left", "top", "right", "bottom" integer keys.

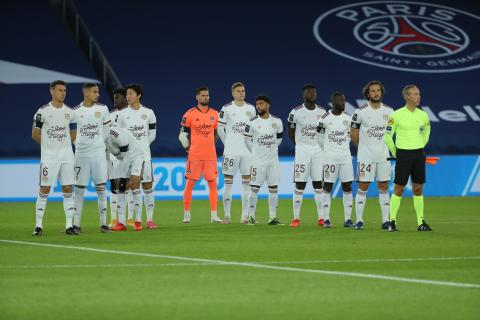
[{"left": 384, "top": 85, "right": 432, "bottom": 232}]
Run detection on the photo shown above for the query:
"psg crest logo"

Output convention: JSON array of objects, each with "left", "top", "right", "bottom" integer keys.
[{"left": 313, "top": 1, "right": 480, "bottom": 73}]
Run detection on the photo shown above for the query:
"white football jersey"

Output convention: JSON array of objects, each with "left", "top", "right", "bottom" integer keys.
[
  {"left": 351, "top": 103, "right": 393, "bottom": 163},
  {"left": 116, "top": 105, "right": 156, "bottom": 160},
  {"left": 318, "top": 111, "right": 352, "bottom": 164},
  {"left": 33, "top": 103, "right": 75, "bottom": 163},
  {"left": 244, "top": 114, "right": 283, "bottom": 165},
  {"left": 219, "top": 101, "right": 256, "bottom": 156},
  {"left": 73, "top": 102, "right": 110, "bottom": 157},
  {"left": 288, "top": 104, "right": 326, "bottom": 155},
  {"left": 107, "top": 126, "right": 145, "bottom": 161}
]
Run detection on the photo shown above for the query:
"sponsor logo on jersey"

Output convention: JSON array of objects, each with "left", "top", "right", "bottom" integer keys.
[
  {"left": 80, "top": 123, "right": 100, "bottom": 139},
  {"left": 313, "top": 2, "right": 480, "bottom": 73},
  {"left": 47, "top": 125, "right": 68, "bottom": 141}
]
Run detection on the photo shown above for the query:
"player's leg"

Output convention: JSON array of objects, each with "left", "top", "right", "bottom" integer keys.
[
  {"left": 59, "top": 163, "right": 77, "bottom": 235},
  {"left": 183, "top": 160, "right": 200, "bottom": 223},
  {"left": 142, "top": 160, "right": 157, "bottom": 228},
  {"left": 389, "top": 150, "right": 412, "bottom": 231},
  {"left": 311, "top": 156, "right": 324, "bottom": 225},
  {"left": 129, "top": 170, "right": 143, "bottom": 231},
  {"left": 339, "top": 163, "right": 354, "bottom": 227},
  {"left": 290, "top": 153, "right": 310, "bottom": 227},
  {"left": 204, "top": 160, "right": 220, "bottom": 223},
  {"left": 112, "top": 177, "right": 128, "bottom": 231},
  {"left": 73, "top": 157, "right": 89, "bottom": 231},
  {"left": 240, "top": 155, "right": 252, "bottom": 223},
  {"left": 221, "top": 155, "right": 238, "bottom": 223},
  {"left": 267, "top": 162, "right": 280, "bottom": 224},
  {"left": 412, "top": 151, "right": 431, "bottom": 231},
  {"left": 126, "top": 189, "right": 135, "bottom": 226},
  {"left": 354, "top": 161, "right": 374, "bottom": 230},
  {"left": 321, "top": 163, "right": 339, "bottom": 228},
  {"left": 33, "top": 162, "right": 53, "bottom": 235},
  {"left": 377, "top": 161, "right": 392, "bottom": 229},
  {"left": 109, "top": 178, "right": 118, "bottom": 227},
  {"left": 248, "top": 165, "right": 266, "bottom": 224},
  {"left": 92, "top": 157, "right": 109, "bottom": 231}
]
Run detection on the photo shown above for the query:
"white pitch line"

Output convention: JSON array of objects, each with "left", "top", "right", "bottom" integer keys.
[
  {"left": 256, "top": 256, "right": 480, "bottom": 264},
  {"left": 1, "top": 239, "right": 479, "bottom": 289}
]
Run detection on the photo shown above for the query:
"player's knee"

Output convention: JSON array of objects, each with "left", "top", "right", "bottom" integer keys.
[
  {"left": 312, "top": 181, "right": 322, "bottom": 190},
  {"left": 95, "top": 184, "right": 106, "bottom": 192},
  {"left": 40, "top": 186, "right": 51, "bottom": 195},
  {"left": 341, "top": 182, "right": 352, "bottom": 192},
  {"left": 268, "top": 186, "right": 278, "bottom": 194},
  {"left": 110, "top": 179, "right": 118, "bottom": 194},
  {"left": 412, "top": 184, "right": 423, "bottom": 195},
  {"left": 358, "top": 182, "right": 370, "bottom": 191},
  {"left": 250, "top": 185, "right": 260, "bottom": 193},
  {"left": 142, "top": 182, "right": 152, "bottom": 190},
  {"left": 323, "top": 182, "right": 333, "bottom": 193},
  {"left": 394, "top": 184, "right": 405, "bottom": 196},
  {"left": 62, "top": 185, "right": 73, "bottom": 193},
  {"left": 295, "top": 182, "right": 306, "bottom": 190},
  {"left": 118, "top": 178, "right": 128, "bottom": 193},
  {"left": 377, "top": 181, "right": 388, "bottom": 191}
]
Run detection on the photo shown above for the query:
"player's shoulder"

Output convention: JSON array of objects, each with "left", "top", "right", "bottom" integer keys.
[
  {"left": 249, "top": 115, "right": 259, "bottom": 122},
  {"left": 293, "top": 104, "right": 304, "bottom": 111},
  {"left": 36, "top": 103, "right": 50, "bottom": 112},
  {"left": 221, "top": 102, "right": 232, "bottom": 110},
  {"left": 316, "top": 104, "right": 326, "bottom": 111},
  {"left": 95, "top": 102, "right": 107, "bottom": 108},
  {"left": 343, "top": 111, "right": 351, "bottom": 117},
  {"left": 63, "top": 104, "right": 72, "bottom": 110},
  {"left": 321, "top": 111, "right": 330, "bottom": 119},
  {"left": 73, "top": 103, "right": 83, "bottom": 110},
  {"left": 382, "top": 103, "right": 393, "bottom": 110},
  {"left": 184, "top": 107, "right": 197, "bottom": 116},
  {"left": 357, "top": 103, "right": 369, "bottom": 111}
]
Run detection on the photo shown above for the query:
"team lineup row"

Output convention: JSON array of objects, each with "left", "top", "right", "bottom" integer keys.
[{"left": 31, "top": 80, "right": 432, "bottom": 236}]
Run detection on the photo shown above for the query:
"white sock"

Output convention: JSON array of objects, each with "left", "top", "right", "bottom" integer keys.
[
  {"left": 293, "top": 189, "right": 304, "bottom": 220},
  {"left": 379, "top": 190, "right": 390, "bottom": 223},
  {"left": 248, "top": 188, "right": 259, "bottom": 219},
  {"left": 211, "top": 210, "right": 218, "bottom": 219},
  {"left": 223, "top": 179, "right": 233, "bottom": 218},
  {"left": 143, "top": 188, "right": 154, "bottom": 221},
  {"left": 268, "top": 189, "right": 278, "bottom": 219},
  {"left": 183, "top": 211, "right": 191, "bottom": 220},
  {"left": 132, "top": 189, "right": 142, "bottom": 222},
  {"left": 241, "top": 178, "right": 250, "bottom": 220},
  {"left": 73, "top": 187, "right": 85, "bottom": 227},
  {"left": 109, "top": 192, "right": 117, "bottom": 220},
  {"left": 63, "top": 192, "right": 74, "bottom": 229},
  {"left": 355, "top": 190, "right": 367, "bottom": 223},
  {"left": 96, "top": 186, "right": 107, "bottom": 226},
  {"left": 127, "top": 190, "right": 134, "bottom": 220},
  {"left": 321, "top": 191, "right": 331, "bottom": 220},
  {"left": 35, "top": 192, "right": 48, "bottom": 228},
  {"left": 117, "top": 193, "right": 127, "bottom": 225},
  {"left": 314, "top": 189, "right": 323, "bottom": 219},
  {"left": 343, "top": 191, "right": 353, "bottom": 221}
]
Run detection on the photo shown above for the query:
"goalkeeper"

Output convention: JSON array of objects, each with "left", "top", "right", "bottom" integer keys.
[{"left": 384, "top": 85, "right": 432, "bottom": 232}]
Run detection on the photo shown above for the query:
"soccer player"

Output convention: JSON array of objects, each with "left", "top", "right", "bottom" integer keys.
[
  {"left": 178, "top": 87, "right": 220, "bottom": 223},
  {"left": 72, "top": 83, "right": 111, "bottom": 233},
  {"left": 116, "top": 83, "right": 158, "bottom": 229},
  {"left": 31, "top": 80, "right": 77, "bottom": 236},
  {"left": 287, "top": 84, "right": 327, "bottom": 227},
  {"left": 106, "top": 125, "right": 146, "bottom": 231},
  {"left": 350, "top": 81, "right": 393, "bottom": 230},
  {"left": 244, "top": 95, "right": 283, "bottom": 225},
  {"left": 317, "top": 92, "right": 354, "bottom": 228},
  {"left": 384, "top": 85, "right": 432, "bottom": 232},
  {"left": 107, "top": 87, "right": 128, "bottom": 228},
  {"left": 218, "top": 82, "right": 256, "bottom": 224}
]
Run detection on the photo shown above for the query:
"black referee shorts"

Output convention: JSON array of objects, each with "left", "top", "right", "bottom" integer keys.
[{"left": 394, "top": 148, "right": 426, "bottom": 186}]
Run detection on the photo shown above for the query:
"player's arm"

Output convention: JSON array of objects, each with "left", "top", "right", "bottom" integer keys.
[
  {"left": 244, "top": 124, "right": 253, "bottom": 152},
  {"left": 350, "top": 111, "right": 360, "bottom": 145},
  {"left": 287, "top": 111, "right": 296, "bottom": 145},
  {"left": 422, "top": 114, "right": 431, "bottom": 147},
  {"left": 277, "top": 119, "right": 284, "bottom": 146},
  {"left": 214, "top": 129, "right": 219, "bottom": 143},
  {"left": 102, "top": 107, "right": 111, "bottom": 142},
  {"left": 316, "top": 121, "right": 325, "bottom": 150},
  {"left": 384, "top": 115, "right": 397, "bottom": 157},
  {"left": 178, "top": 114, "right": 191, "bottom": 153},
  {"left": 217, "top": 108, "right": 226, "bottom": 144},
  {"left": 148, "top": 110, "right": 157, "bottom": 144},
  {"left": 31, "top": 110, "right": 43, "bottom": 144}
]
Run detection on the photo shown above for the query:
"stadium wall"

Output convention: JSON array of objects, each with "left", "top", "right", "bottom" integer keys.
[{"left": 0, "top": 155, "right": 479, "bottom": 202}]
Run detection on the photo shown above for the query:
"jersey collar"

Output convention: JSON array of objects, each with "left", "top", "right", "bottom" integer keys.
[{"left": 196, "top": 105, "right": 210, "bottom": 113}]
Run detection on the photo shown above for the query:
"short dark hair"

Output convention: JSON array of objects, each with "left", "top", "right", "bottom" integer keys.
[
  {"left": 255, "top": 95, "right": 271, "bottom": 104},
  {"left": 125, "top": 83, "right": 143, "bottom": 97},
  {"left": 113, "top": 87, "right": 126, "bottom": 96},
  {"left": 302, "top": 84, "right": 316, "bottom": 91},
  {"left": 231, "top": 82, "right": 245, "bottom": 91},
  {"left": 362, "top": 80, "right": 386, "bottom": 100},
  {"left": 50, "top": 80, "right": 66, "bottom": 88},
  {"left": 330, "top": 91, "right": 344, "bottom": 100},
  {"left": 195, "top": 86, "right": 209, "bottom": 95},
  {"left": 82, "top": 83, "right": 98, "bottom": 89}
]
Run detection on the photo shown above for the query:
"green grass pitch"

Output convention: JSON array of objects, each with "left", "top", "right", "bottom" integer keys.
[{"left": 1, "top": 197, "right": 479, "bottom": 320}]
